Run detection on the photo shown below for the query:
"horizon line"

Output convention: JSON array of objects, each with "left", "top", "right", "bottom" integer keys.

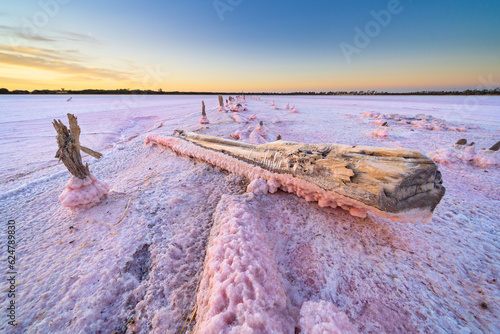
[{"left": 1, "top": 87, "right": 499, "bottom": 96}]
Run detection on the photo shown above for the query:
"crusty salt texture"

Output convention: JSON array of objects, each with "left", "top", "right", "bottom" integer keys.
[
  {"left": 299, "top": 300, "right": 359, "bottom": 334},
  {"left": 59, "top": 173, "right": 109, "bottom": 209},
  {"left": 193, "top": 194, "right": 294, "bottom": 333}
]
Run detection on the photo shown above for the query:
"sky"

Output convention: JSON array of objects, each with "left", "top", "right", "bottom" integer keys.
[{"left": 0, "top": 0, "right": 499, "bottom": 92}]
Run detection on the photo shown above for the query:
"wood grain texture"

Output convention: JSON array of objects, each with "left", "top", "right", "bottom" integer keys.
[
  {"left": 173, "top": 130, "right": 445, "bottom": 215},
  {"left": 53, "top": 113, "right": 102, "bottom": 179}
]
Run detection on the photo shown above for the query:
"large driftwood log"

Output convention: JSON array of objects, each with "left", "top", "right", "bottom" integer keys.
[
  {"left": 53, "top": 113, "right": 102, "bottom": 179},
  {"left": 149, "top": 131, "right": 446, "bottom": 222}
]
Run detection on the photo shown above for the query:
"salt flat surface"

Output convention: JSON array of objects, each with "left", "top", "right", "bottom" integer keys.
[{"left": 0, "top": 95, "right": 499, "bottom": 333}]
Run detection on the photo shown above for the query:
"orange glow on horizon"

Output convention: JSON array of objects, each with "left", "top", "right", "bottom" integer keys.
[{"left": 0, "top": 61, "right": 495, "bottom": 93}]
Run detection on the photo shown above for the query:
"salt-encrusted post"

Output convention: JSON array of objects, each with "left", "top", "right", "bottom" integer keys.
[
  {"left": 53, "top": 113, "right": 109, "bottom": 208},
  {"left": 200, "top": 100, "right": 210, "bottom": 124},
  {"left": 53, "top": 114, "right": 102, "bottom": 179},
  {"left": 218, "top": 95, "right": 226, "bottom": 112}
]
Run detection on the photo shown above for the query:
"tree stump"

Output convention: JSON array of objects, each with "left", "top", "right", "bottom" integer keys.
[
  {"left": 199, "top": 101, "right": 210, "bottom": 124},
  {"left": 53, "top": 114, "right": 109, "bottom": 209},
  {"left": 53, "top": 113, "right": 102, "bottom": 179}
]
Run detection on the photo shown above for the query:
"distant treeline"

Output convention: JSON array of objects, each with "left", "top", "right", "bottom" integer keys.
[{"left": 1, "top": 88, "right": 499, "bottom": 96}]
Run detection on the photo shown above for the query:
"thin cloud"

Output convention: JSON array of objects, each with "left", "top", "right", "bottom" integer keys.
[
  {"left": 0, "top": 75, "right": 57, "bottom": 86},
  {"left": 15, "top": 32, "right": 55, "bottom": 42},
  {"left": 0, "top": 51, "right": 130, "bottom": 81},
  {"left": 0, "top": 25, "right": 55, "bottom": 42},
  {"left": 0, "top": 25, "right": 103, "bottom": 45},
  {"left": 54, "top": 30, "right": 104, "bottom": 45},
  {"left": 0, "top": 45, "right": 91, "bottom": 63}
]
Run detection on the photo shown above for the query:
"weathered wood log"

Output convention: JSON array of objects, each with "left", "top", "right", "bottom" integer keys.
[
  {"left": 201, "top": 100, "right": 206, "bottom": 117},
  {"left": 146, "top": 131, "right": 446, "bottom": 223},
  {"left": 53, "top": 113, "right": 102, "bottom": 179}
]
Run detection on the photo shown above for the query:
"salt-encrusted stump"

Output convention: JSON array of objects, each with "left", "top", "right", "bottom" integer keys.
[
  {"left": 199, "top": 100, "right": 210, "bottom": 124},
  {"left": 53, "top": 113, "right": 109, "bottom": 208},
  {"left": 146, "top": 131, "right": 446, "bottom": 223},
  {"left": 217, "top": 94, "right": 225, "bottom": 112}
]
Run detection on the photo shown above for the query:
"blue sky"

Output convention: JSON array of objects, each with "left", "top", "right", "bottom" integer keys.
[{"left": 0, "top": 0, "right": 499, "bottom": 92}]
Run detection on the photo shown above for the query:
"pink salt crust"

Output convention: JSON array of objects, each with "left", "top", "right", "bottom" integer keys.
[
  {"left": 193, "top": 194, "right": 294, "bottom": 332},
  {"left": 249, "top": 123, "right": 269, "bottom": 144},
  {"left": 232, "top": 113, "right": 247, "bottom": 124},
  {"left": 428, "top": 145, "right": 499, "bottom": 168},
  {"left": 247, "top": 178, "right": 269, "bottom": 195},
  {"left": 199, "top": 116, "right": 210, "bottom": 124},
  {"left": 59, "top": 173, "right": 109, "bottom": 208},
  {"left": 299, "top": 300, "right": 359, "bottom": 334},
  {"left": 371, "top": 126, "right": 389, "bottom": 138},
  {"left": 193, "top": 194, "right": 358, "bottom": 333},
  {"left": 145, "top": 134, "right": 433, "bottom": 223}
]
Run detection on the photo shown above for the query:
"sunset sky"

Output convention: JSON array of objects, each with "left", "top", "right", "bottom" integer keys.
[{"left": 1, "top": 0, "right": 499, "bottom": 92}]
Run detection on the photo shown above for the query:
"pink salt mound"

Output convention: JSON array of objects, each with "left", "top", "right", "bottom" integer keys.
[
  {"left": 283, "top": 103, "right": 290, "bottom": 110},
  {"left": 371, "top": 126, "right": 389, "bottom": 138},
  {"left": 230, "top": 105, "right": 244, "bottom": 112},
  {"left": 273, "top": 106, "right": 279, "bottom": 110},
  {"left": 474, "top": 150, "right": 500, "bottom": 167},
  {"left": 246, "top": 178, "right": 269, "bottom": 195},
  {"left": 232, "top": 113, "right": 250, "bottom": 124},
  {"left": 428, "top": 145, "right": 499, "bottom": 168},
  {"left": 292, "top": 108, "right": 299, "bottom": 113},
  {"left": 249, "top": 123, "right": 269, "bottom": 144},
  {"left": 59, "top": 174, "right": 109, "bottom": 209},
  {"left": 218, "top": 106, "right": 225, "bottom": 112},
  {"left": 299, "top": 300, "right": 359, "bottom": 334},
  {"left": 194, "top": 194, "right": 294, "bottom": 333},
  {"left": 199, "top": 116, "right": 210, "bottom": 124}
]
